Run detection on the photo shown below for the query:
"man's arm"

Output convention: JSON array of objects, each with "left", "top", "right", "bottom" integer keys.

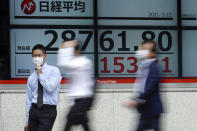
[
  {"left": 57, "top": 47, "right": 78, "bottom": 69},
  {"left": 57, "top": 42, "right": 90, "bottom": 70},
  {"left": 39, "top": 68, "right": 62, "bottom": 93}
]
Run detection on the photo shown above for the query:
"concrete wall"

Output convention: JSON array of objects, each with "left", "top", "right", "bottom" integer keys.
[{"left": 0, "top": 83, "right": 197, "bottom": 131}]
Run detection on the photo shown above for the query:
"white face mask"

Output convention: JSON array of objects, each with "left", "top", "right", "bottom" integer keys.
[
  {"left": 32, "top": 57, "right": 44, "bottom": 66},
  {"left": 135, "top": 50, "right": 150, "bottom": 60}
]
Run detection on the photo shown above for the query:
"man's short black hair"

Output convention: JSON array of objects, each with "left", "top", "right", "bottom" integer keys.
[
  {"left": 62, "top": 40, "right": 81, "bottom": 51},
  {"left": 141, "top": 40, "right": 157, "bottom": 53},
  {"left": 74, "top": 40, "right": 81, "bottom": 51},
  {"left": 74, "top": 44, "right": 80, "bottom": 51},
  {"left": 32, "top": 44, "right": 46, "bottom": 54}
]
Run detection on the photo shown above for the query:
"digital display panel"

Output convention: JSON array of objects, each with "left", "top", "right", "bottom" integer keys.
[
  {"left": 182, "top": 0, "right": 197, "bottom": 26},
  {"left": 10, "top": 0, "right": 93, "bottom": 25},
  {"left": 10, "top": 29, "right": 94, "bottom": 78},
  {"left": 98, "top": 0, "right": 177, "bottom": 26},
  {"left": 97, "top": 29, "right": 178, "bottom": 77}
]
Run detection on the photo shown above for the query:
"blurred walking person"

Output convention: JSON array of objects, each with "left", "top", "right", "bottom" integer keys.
[
  {"left": 124, "top": 40, "right": 163, "bottom": 131},
  {"left": 58, "top": 40, "right": 95, "bottom": 131}
]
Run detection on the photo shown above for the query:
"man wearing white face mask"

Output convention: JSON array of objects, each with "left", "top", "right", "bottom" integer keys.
[
  {"left": 24, "top": 44, "right": 62, "bottom": 131},
  {"left": 124, "top": 40, "right": 163, "bottom": 131}
]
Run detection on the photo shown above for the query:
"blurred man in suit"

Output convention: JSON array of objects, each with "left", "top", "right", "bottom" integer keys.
[{"left": 124, "top": 40, "right": 163, "bottom": 131}]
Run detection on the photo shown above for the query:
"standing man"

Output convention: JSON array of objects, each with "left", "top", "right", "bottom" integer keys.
[
  {"left": 124, "top": 40, "right": 163, "bottom": 131},
  {"left": 24, "top": 44, "right": 62, "bottom": 131},
  {"left": 57, "top": 40, "right": 95, "bottom": 131}
]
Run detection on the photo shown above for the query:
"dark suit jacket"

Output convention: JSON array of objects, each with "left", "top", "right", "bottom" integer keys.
[{"left": 136, "top": 60, "right": 163, "bottom": 118}]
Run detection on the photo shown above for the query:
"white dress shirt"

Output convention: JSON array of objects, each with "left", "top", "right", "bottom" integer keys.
[
  {"left": 26, "top": 63, "right": 62, "bottom": 123},
  {"left": 57, "top": 47, "right": 94, "bottom": 99}
]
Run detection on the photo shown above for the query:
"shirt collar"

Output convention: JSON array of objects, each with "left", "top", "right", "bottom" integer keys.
[
  {"left": 139, "top": 58, "right": 156, "bottom": 70},
  {"left": 41, "top": 62, "right": 48, "bottom": 71},
  {"left": 141, "top": 58, "right": 156, "bottom": 65}
]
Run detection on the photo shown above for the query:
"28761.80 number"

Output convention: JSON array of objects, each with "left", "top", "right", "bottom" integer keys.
[
  {"left": 44, "top": 30, "right": 174, "bottom": 75},
  {"left": 44, "top": 30, "right": 172, "bottom": 52}
]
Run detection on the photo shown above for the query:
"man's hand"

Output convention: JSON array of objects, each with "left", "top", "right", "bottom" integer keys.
[
  {"left": 123, "top": 99, "right": 138, "bottom": 108},
  {"left": 61, "top": 40, "right": 77, "bottom": 48},
  {"left": 24, "top": 123, "right": 29, "bottom": 131},
  {"left": 36, "top": 66, "right": 42, "bottom": 75}
]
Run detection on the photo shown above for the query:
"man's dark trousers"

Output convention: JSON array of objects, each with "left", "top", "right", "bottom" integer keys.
[
  {"left": 64, "top": 97, "right": 93, "bottom": 131},
  {"left": 136, "top": 115, "right": 160, "bottom": 131},
  {"left": 28, "top": 103, "right": 57, "bottom": 131}
]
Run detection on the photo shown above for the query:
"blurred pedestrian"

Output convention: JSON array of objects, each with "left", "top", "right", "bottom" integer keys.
[
  {"left": 58, "top": 40, "right": 95, "bottom": 131},
  {"left": 124, "top": 40, "right": 163, "bottom": 131}
]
